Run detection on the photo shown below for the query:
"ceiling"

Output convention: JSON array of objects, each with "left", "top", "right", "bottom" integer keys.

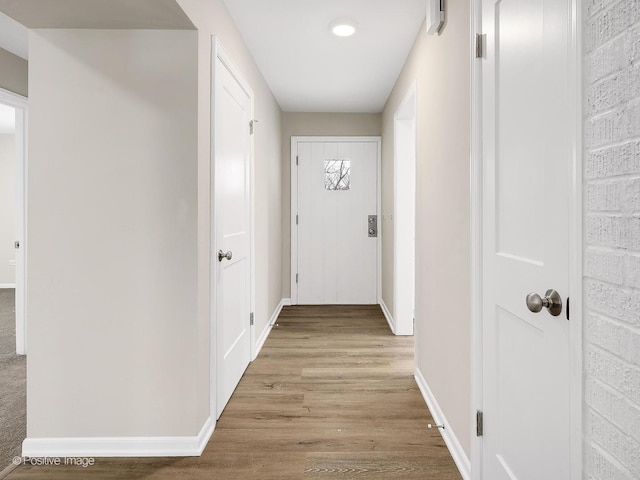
[
  {"left": 0, "top": 0, "right": 194, "bottom": 30},
  {"left": 0, "top": 103, "right": 15, "bottom": 134},
  {"left": 223, "top": 0, "right": 425, "bottom": 113},
  {"left": 0, "top": 1, "right": 425, "bottom": 113}
]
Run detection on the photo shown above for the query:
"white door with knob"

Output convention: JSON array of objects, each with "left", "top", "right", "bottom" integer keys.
[
  {"left": 480, "top": 0, "right": 575, "bottom": 477},
  {"left": 213, "top": 42, "right": 253, "bottom": 418},
  {"left": 292, "top": 138, "right": 380, "bottom": 305}
]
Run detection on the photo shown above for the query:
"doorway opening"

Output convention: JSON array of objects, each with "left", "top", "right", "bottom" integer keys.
[
  {"left": 393, "top": 84, "right": 417, "bottom": 336},
  {"left": 0, "top": 87, "right": 27, "bottom": 469}
]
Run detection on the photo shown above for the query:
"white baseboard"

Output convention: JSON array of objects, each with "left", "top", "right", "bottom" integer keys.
[
  {"left": 22, "top": 416, "right": 215, "bottom": 458},
  {"left": 253, "top": 298, "right": 290, "bottom": 361},
  {"left": 414, "top": 368, "right": 471, "bottom": 480},
  {"left": 0, "top": 284, "right": 16, "bottom": 289},
  {"left": 379, "top": 298, "right": 395, "bottom": 334}
]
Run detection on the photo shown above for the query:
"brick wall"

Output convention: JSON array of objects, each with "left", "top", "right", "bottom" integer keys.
[{"left": 584, "top": 0, "right": 640, "bottom": 478}]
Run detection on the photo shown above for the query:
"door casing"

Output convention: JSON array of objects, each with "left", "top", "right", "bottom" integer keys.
[
  {"left": 290, "top": 136, "right": 382, "bottom": 306},
  {"left": 393, "top": 83, "right": 417, "bottom": 336},
  {"left": 210, "top": 36, "right": 256, "bottom": 420},
  {"left": 0, "top": 87, "right": 28, "bottom": 355},
  {"left": 469, "top": 1, "right": 583, "bottom": 478}
]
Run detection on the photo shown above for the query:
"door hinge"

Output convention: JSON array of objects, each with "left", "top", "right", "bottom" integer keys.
[
  {"left": 475, "top": 34, "right": 485, "bottom": 59},
  {"left": 296, "top": 155, "right": 299, "bottom": 166},
  {"left": 476, "top": 410, "right": 483, "bottom": 437},
  {"left": 296, "top": 273, "right": 299, "bottom": 284},
  {"left": 249, "top": 120, "right": 255, "bottom": 135},
  {"left": 566, "top": 297, "right": 570, "bottom": 321},
  {"left": 250, "top": 312, "right": 254, "bottom": 326},
  {"left": 296, "top": 214, "right": 299, "bottom": 225},
  {"left": 14, "top": 240, "right": 20, "bottom": 249}
]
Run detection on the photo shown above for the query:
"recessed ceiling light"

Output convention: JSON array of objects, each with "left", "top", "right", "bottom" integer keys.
[{"left": 330, "top": 18, "right": 357, "bottom": 37}]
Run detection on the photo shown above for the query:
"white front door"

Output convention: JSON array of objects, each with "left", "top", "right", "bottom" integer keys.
[
  {"left": 293, "top": 138, "right": 379, "bottom": 305},
  {"left": 214, "top": 49, "right": 252, "bottom": 418},
  {"left": 481, "top": 0, "right": 573, "bottom": 478}
]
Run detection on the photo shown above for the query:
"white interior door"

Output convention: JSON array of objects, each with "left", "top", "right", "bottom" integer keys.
[
  {"left": 294, "top": 139, "right": 379, "bottom": 305},
  {"left": 481, "top": 0, "right": 572, "bottom": 478},
  {"left": 214, "top": 51, "right": 252, "bottom": 418}
]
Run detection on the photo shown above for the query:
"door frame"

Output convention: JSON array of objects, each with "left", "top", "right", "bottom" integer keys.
[
  {"left": 0, "top": 87, "right": 28, "bottom": 355},
  {"left": 469, "top": 0, "right": 583, "bottom": 478},
  {"left": 210, "top": 36, "right": 256, "bottom": 419},
  {"left": 393, "top": 83, "right": 417, "bottom": 336},
  {"left": 290, "top": 136, "right": 382, "bottom": 305}
]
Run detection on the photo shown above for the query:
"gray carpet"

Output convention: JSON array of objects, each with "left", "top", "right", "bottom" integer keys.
[{"left": 0, "top": 289, "right": 26, "bottom": 470}]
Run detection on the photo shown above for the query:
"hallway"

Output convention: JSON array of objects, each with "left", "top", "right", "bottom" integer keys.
[{"left": 5, "top": 305, "right": 460, "bottom": 479}]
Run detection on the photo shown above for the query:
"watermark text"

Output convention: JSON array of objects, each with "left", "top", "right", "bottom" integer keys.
[{"left": 13, "top": 456, "right": 95, "bottom": 468}]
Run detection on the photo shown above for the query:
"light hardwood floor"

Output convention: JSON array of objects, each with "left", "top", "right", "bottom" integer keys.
[{"left": 6, "top": 305, "right": 462, "bottom": 479}]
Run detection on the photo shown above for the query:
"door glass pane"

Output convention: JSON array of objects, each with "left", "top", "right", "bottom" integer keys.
[{"left": 324, "top": 159, "right": 351, "bottom": 190}]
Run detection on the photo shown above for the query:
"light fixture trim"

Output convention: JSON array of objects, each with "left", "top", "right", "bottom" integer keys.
[{"left": 330, "top": 17, "right": 357, "bottom": 37}]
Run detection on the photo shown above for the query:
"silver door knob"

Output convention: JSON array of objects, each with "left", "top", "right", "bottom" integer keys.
[
  {"left": 526, "top": 289, "right": 562, "bottom": 316},
  {"left": 218, "top": 250, "right": 232, "bottom": 262}
]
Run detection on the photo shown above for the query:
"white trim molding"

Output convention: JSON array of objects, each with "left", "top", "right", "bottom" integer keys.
[
  {"left": 253, "top": 298, "right": 291, "bottom": 361},
  {"left": 469, "top": 0, "right": 483, "bottom": 477},
  {"left": 0, "top": 284, "right": 16, "bottom": 289},
  {"left": 415, "top": 368, "right": 470, "bottom": 480},
  {"left": 379, "top": 298, "right": 395, "bottom": 334},
  {"left": 22, "top": 417, "right": 215, "bottom": 458},
  {"left": 568, "top": 0, "right": 583, "bottom": 477},
  {"left": 393, "top": 81, "right": 417, "bottom": 337}
]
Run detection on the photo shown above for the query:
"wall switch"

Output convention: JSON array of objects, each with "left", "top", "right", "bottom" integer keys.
[{"left": 9, "top": 260, "right": 16, "bottom": 266}]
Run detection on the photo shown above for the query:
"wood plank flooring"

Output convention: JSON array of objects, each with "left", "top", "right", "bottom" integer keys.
[{"left": 5, "top": 305, "right": 461, "bottom": 479}]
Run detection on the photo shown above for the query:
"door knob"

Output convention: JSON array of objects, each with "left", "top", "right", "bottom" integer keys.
[
  {"left": 218, "top": 250, "right": 232, "bottom": 262},
  {"left": 526, "top": 289, "right": 562, "bottom": 316}
]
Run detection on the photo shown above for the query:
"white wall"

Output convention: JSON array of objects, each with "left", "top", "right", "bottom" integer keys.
[
  {"left": 381, "top": 8, "right": 472, "bottom": 458},
  {"left": 27, "top": 29, "right": 199, "bottom": 438},
  {"left": 25, "top": 0, "right": 285, "bottom": 446},
  {"left": 583, "top": 1, "right": 640, "bottom": 477},
  {"left": 175, "top": 0, "right": 284, "bottom": 426},
  {"left": 280, "top": 112, "right": 382, "bottom": 297},
  {"left": 0, "top": 133, "right": 15, "bottom": 286}
]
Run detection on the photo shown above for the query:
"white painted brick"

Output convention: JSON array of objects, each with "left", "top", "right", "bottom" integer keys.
[
  {"left": 586, "top": 378, "right": 640, "bottom": 443},
  {"left": 627, "top": 255, "right": 640, "bottom": 289},
  {"left": 586, "top": 281, "right": 640, "bottom": 326},
  {"left": 585, "top": 248, "right": 625, "bottom": 284},
  {"left": 586, "top": 70, "right": 629, "bottom": 115},
  {"left": 584, "top": 2, "right": 640, "bottom": 477},
  {"left": 587, "top": 36, "right": 625, "bottom": 82},
  {"left": 626, "top": 100, "right": 640, "bottom": 138},
  {"left": 585, "top": 109, "right": 627, "bottom": 148},
  {"left": 586, "top": 348, "right": 640, "bottom": 406},
  {"left": 586, "top": 181, "right": 624, "bottom": 211},
  {"left": 588, "top": 411, "right": 640, "bottom": 475},
  {"left": 587, "top": 444, "right": 637, "bottom": 480},
  {"left": 625, "top": 23, "right": 640, "bottom": 65},
  {"left": 585, "top": 216, "right": 640, "bottom": 250},
  {"left": 629, "top": 64, "right": 640, "bottom": 100},
  {"left": 586, "top": 2, "right": 640, "bottom": 53},
  {"left": 585, "top": 140, "right": 640, "bottom": 179},
  {"left": 584, "top": 101, "right": 640, "bottom": 148},
  {"left": 587, "top": 0, "right": 621, "bottom": 19},
  {"left": 586, "top": 313, "right": 640, "bottom": 365},
  {"left": 624, "top": 177, "right": 640, "bottom": 212}
]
